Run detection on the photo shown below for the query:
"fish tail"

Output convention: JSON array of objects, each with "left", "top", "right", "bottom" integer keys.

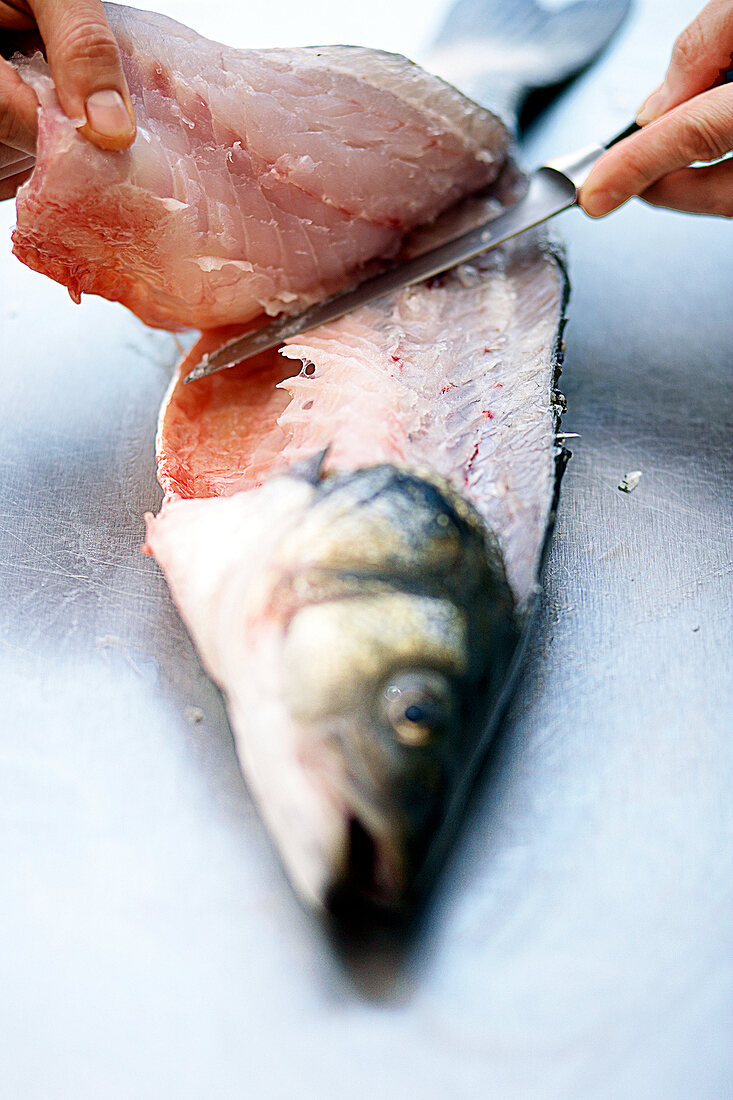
[{"left": 427, "top": 0, "right": 632, "bottom": 124}]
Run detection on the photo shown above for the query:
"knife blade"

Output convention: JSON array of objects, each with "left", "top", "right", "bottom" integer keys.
[{"left": 184, "top": 125, "right": 638, "bottom": 383}]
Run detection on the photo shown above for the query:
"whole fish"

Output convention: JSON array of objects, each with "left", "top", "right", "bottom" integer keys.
[
  {"left": 146, "top": 264, "right": 557, "bottom": 909},
  {"left": 13, "top": 0, "right": 629, "bottom": 915}
]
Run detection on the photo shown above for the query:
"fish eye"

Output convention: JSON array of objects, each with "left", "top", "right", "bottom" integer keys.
[{"left": 382, "top": 671, "right": 452, "bottom": 746}]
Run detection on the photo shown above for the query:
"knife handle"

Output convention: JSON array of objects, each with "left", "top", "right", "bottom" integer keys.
[{"left": 604, "top": 121, "right": 641, "bottom": 149}]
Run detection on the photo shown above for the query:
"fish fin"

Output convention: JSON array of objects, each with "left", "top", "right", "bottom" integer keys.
[
  {"left": 288, "top": 447, "right": 331, "bottom": 485},
  {"left": 427, "top": 0, "right": 631, "bottom": 124}
]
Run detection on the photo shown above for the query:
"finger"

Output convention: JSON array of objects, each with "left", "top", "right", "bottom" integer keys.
[
  {"left": 0, "top": 145, "right": 33, "bottom": 175},
  {"left": 0, "top": 52, "right": 38, "bottom": 152},
  {"left": 0, "top": 155, "right": 33, "bottom": 181},
  {"left": 29, "top": 0, "right": 135, "bottom": 150},
  {"left": 580, "top": 83, "right": 733, "bottom": 217},
  {"left": 0, "top": 161, "right": 31, "bottom": 198},
  {"left": 637, "top": 0, "right": 733, "bottom": 124},
  {"left": 0, "top": 2, "right": 35, "bottom": 32},
  {"left": 639, "top": 160, "right": 733, "bottom": 217}
]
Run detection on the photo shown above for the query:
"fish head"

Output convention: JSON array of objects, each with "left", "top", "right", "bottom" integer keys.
[{"left": 232, "top": 464, "right": 520, "bottom": 914}]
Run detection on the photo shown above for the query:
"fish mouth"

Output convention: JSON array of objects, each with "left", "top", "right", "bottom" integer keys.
[
  {"left": 317, "top": 770, "right": 419, "bottom": 917},
  {"left": 342, "top": 815, "right": 404, "bottom": 906},
  {"left": 298, "top": 732, "right": 418, "bottom": 916},
  {"left": 325, "top": 813, "right": 409, "bottom": 919}
]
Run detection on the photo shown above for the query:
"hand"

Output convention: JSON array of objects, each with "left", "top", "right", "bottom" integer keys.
[
  {"left": 580, "top": 0, "right": 733, "bottom": 218},
  {"left": 0, "top": 0, "right": 136, "bottom": 200}
]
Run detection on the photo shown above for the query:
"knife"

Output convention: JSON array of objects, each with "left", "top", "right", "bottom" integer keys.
[{"left": 184, "top": 122, "right": 639, "bottom": 383}]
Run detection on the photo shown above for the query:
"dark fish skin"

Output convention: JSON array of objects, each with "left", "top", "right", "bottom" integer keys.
[
  {"left": 267, "top": 465, "right": 522, "bottom": 913},
  {"left": 428, "top": 0, "right": 631, "bottom": 122}
]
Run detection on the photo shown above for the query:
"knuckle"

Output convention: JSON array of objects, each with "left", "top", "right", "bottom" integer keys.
[
  {"left": 671, "top": 21, "right": 706, "bottom": 74},
  {"left": 0, "top": 64, "right": 37, "bottom": 152},
  {"left": 687, "top": 113, "right": 730, "bottom": 162},
  {"left": 614, "top": 144, "right": 651, "bottom": 188},
  {"left": 55, "top": 19, "right": 122, "bottom": 75}
]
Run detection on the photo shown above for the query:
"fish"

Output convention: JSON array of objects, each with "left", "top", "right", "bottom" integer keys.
[
  {"left": 144, "top": 0, "right": 628, "bottom": 917},
  {"left": 11, "top": 3, "right": 510, "bottom": 329},
  {"left": 13, "top": 0, "right": 629, "bottom": 916},
  {"left": 146, "top": 216, "right": 569, "bottom": 912}
]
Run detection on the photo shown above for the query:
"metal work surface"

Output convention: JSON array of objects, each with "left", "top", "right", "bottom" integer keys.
[{"left": 1, "top": 1, "right": 731, "bottom": 1097}]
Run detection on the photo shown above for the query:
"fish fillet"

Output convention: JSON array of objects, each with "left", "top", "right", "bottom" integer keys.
[{"left": 12, "top": 3, "right": 508, "bottom": 329}]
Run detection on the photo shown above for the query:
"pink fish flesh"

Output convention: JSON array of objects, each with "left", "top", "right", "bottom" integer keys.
[{"left": 12, "top": 3, "right": 508, "bottom": 329}]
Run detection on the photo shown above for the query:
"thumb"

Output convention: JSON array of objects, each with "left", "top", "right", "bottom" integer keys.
[{"left": 31, "top": 0, "right": 135, "bottom": 150}]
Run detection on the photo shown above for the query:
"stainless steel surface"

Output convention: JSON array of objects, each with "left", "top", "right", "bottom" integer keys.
[
  {"left": 186, "top": 167, "right": 579, "bottom": 381},
  {"left": 1, "top": 1, "right": 731, "bottom": 1098}
]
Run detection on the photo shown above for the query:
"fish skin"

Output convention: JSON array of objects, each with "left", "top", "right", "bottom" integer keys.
[
  {"left": 428, "top": 0, "right": 631, "bottom": 122},
  {"left": 145, "top": 464, "right": 520, "bottom": 910},
  {"left": 11, "top": 3, "right": 509, "bottom": 329}
]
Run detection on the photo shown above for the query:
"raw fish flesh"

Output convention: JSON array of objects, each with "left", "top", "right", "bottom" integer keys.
[{"left": 12, "top": 4, "right": 508, "bottom": 328}]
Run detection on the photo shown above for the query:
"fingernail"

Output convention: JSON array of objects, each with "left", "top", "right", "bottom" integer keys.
[
  {"left": 636, "top": 87, "right": 666, "bottom": 126},
  {"left": 581, "top": 188, "right": 626, "bottom": 218},
  {"left": 84, "top": 89, "right": 135, "bottom": 140}
]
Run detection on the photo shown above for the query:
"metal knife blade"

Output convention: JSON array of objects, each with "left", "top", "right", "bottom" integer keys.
[{"left": 183, "top": 135, "right": 621, "bottom": 383}]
